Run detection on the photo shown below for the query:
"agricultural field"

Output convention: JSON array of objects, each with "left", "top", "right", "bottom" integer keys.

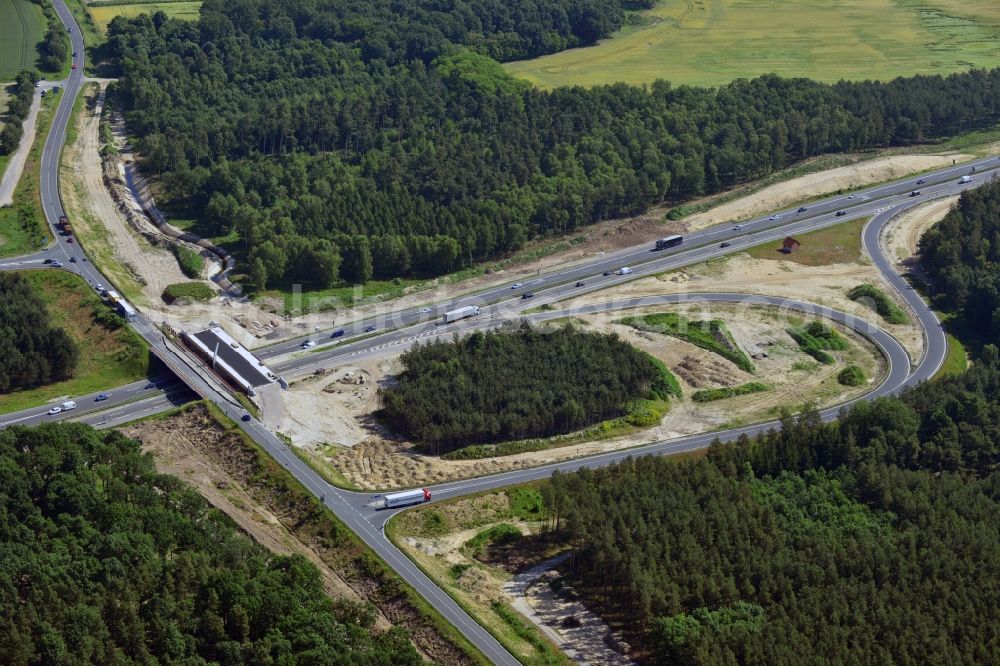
[
  {"left": 88, "top": 1, "right": 200, "bottom": 33},
  {"left": 504, "top": 0, "right": 1000, "bottom": 88},
  {"left": 0, "top": 0, "right": 45, "bottom": 80}
]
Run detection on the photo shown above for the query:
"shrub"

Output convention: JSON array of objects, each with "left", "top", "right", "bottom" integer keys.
[
  {"left": 787, "top": 321, "right": 849, "bottom": 364},
  {"left": 838, "top": 365, "right": 867, "bottom": 386},
  {"left": 619, "top": 312, "right": 755, "bottom": 372},
  {"left": 162, "top": 282, "right": 214, "bottom": 303},
  {"left": 848, "top": 284, "right": 908, "bottom": 324},
  {"left": 692, "top": 382, "right": 770, "bottom": 402},
  {"left": 171, "top": 244, "right": 204, "bottom": 278}
]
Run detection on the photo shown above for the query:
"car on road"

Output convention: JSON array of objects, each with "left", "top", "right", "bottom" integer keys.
[
  {"left": 330, "top": 329, "right": 346, "bottom": 338},
  {"left": 510, "top": 283, "right": 523, "bottom": 289},
  {"left": 847, "top": 194, "right": 857, "bottom": 199},
  {"left": 720, "top": 242, "right": 731, "bottom": 248},
  {"left": 575, "top": 281, "right": 585, "bottom": 287},
  {"left": 95, "top": 393, "right": 110, "bottom": 402},
  {"left": 144, "top": 382, "right": 155, "bottom": 389},
  {"left": 417, "top": 307, "right": 431, "bottom": 313},
  {"left": 916, "top": 179, "right": 925, "bottom": 185},
  {"left": 910, "top": 190, "right": 921, "bottom": 197},
  {"left": 768, "top": 215, "right": 778, "bottom": 221},
  {"left": 50, "top": 260, "right": 62, "bottom": 267},
  {"left": 301, "top": 340, "right": 316, "bottom": 349},
  {"left": 35, "top": 81, "right": 41, "bottom": 88},
  {"left": 797, "top": 206, "right": 808, "bottom": 213},
  {"left": 364, "top": 325, "right": 376, "bottom": 332},
  {"left": 69, "top": 256, "right": 77, "bottom": 263},
  {"left": 521, "top": 291, "right": 534, "bottom": 299},
  {"left": 603, "top": 270, "right": 612, "bottom": 276},
  {"left": 47, "top": 407, "right": 62, "bottom": 415},
  {"left": 43, "top": 258, "right": 53, "bottom": 264},
  {"left": 66, "top": 237, "right": 74, "bottom": 243},
  {"left": 241, "top": 413, "right": 252, "bottom": 422},
  {"left": 95, "top": 283, "right": 103, "bottom": 292},
  {"left": 71, "top": 63, "right": 77, "bottom": 70},
  {"left": 732, "top": 224, "right": 744, "bottom": 231},
  {"left": 835, "top": 210, "right": 847, "bottom": 217}
]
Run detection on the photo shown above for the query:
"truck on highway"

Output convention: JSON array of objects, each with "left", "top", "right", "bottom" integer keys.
[
  {"left": 105, "top": 290, "right": 137, "bottom": 321},
  {"left": 61, "top": 400, "right": 76, "bottom": 411},
  {"left": 655, "top": 235, "right": 683, "bottom": 250},
  {"left": 960, "top": 175, "right": 973, "bottom": 184},
  {"left": 442, "top": 305, "right": 480, "bottom": 324},
  {"left": 382, "top": 488, "right": 431, "bottom": 509}
]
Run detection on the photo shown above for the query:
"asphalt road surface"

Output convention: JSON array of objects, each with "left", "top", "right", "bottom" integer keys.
[{"left": 0, "top": 2, "right": 995, "bottom": 660}]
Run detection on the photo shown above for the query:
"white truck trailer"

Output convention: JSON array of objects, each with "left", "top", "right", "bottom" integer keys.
[
  {"left": 442, "top": 305, "right": 480, "bottom": 324},
  {"left": 382, "top": 488, "right": 432, "bottom": 509}
]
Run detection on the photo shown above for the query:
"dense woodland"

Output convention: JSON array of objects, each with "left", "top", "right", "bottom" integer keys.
[
  {"left": 0, "top": 71, "right": 37, "bottom": 155},
  {"left": 0, "top": 273, "right": 78, "bottom": 392},
  {"left": 106, "top": 1, "right": 1000, "bottom": 288},
  {"left": 921, "top": 176, "right": 1000, "bottom": 339},
  {"left": 0, "top": 422, "right": 422, "bottom": 665},
  {"left": 379, "top": 323, "right": 678, "bottom": 453},
  {"left": 545, "top": 353, "right": 1000, "bottom": 663}
]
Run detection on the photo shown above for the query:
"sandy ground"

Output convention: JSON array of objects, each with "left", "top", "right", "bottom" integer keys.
[
  {"left": 247, "top": 151, "right": 979, "bottom": 351},
  {"left": 122, "top": 414, "right": 391, "bottom": 629},
  {"left": 290, "top": 301, "right": 883, "bottom": 489},
  {"left": 62, "top": 84, "right": 189, "bottom": 298},
  {"left": 507, "top": 557, "right": 634, "bottom": 666},
  {"left": 682, "top": 154, "right": 972, "bottom": 231},
  {"left": 0, "top": 86, "right": 43, "bottom": 206},
  {"left": 881, "top": 196, "right": 957, "bottom": 267}
]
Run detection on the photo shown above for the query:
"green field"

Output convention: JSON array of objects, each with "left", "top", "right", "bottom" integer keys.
[
  {"left": 89, "top": 1, "right": 200, "bottom": 33},
  {"left": 504, "top": 0, "right": 1000, "bottom": 88},
  {"left": 0, "top": 0, "right": 45, "bottom": 80}
]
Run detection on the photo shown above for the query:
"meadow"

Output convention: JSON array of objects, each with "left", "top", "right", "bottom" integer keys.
[
  {"left": 504, "top": 0, "right": 1000, "bottom": 88},
  {"left": 88, "top": 1, "right": 200, "bottom": 33},
  {"left": 0, "top": 0, "right": 45, "bottom": 80}
]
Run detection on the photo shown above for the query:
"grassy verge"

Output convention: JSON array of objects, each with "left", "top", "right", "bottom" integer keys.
[
  {"left": 170, "top": 243, "right": 203, "bottom": 277},
  {"left": 0, "top": 92, "right": 58, "bottom": 257},
  {"left": 0, "top": 270, "right": 149, "bottom": 412},
  {"left": 618, "top": 312, "right": 755, "bottom": 372},
  {"left": 848, "top": 283, "right": 909, "bottom": 324},
  {"left": 59, "top": 83, "right": 149, "bottom": 304},
  {"left": 744, "top": 216, "right": 867, "bottom": 266},
  {"left": 290, "top": 443, "right": 364, "bottom": 491},
  {"left": 63, "top": 0, "right": 106, "bottom": 50},
  {"left": 386, "top": 486, "right": 570, "bottom": 666},
  {"left": 937, "top": 333, "right": 970, "bottom": 378},
  {"left": 692, "top": 382, "right": 770, "bottom": 403}
]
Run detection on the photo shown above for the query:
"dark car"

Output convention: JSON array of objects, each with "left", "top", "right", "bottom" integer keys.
[
  {"left": 797, "top": 206, "right": 808, "bottom": 213},
  {"left": 43, "top": 258, "right": 53, "bottom": 264},
  {"left": 910, "top": 190, "right": 921, "bottom": 197},
  {"left": 144, "top": 382, "right": 155, "bottom": 389},
  {"left": 603, "top": 270, "right": 612, "bottom": 276},
  {"left": 575, "top": 281, "right": 585, "bottom": 287},
  {"left": 331, "top": 329, "right": 345, "bottom": 338},
  {"left": 835, "top": 210, "right": 847, "bottom": 217},
  {"left": 241, "top": 413, "right": 252, "bottom": 422},
  {"left": 69, "top": 256, "right": 77, "bottom": 263},
  {"left": 95, "top": 393, "right": 109, "bottom": 402},
  {"left": 916, "top": 179, "right": 925, "bottom": 185},
  {"left": 521, "top": 292, "right": 534, "bottom": 299},
  {"left": 720, "top": 242, "right": 731, "bottom": 248},
  {"left": 364, "top": 325, "right": 376, "bottom": 332}
]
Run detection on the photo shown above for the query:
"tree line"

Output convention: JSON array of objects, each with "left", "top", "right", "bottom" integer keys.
[
  {"left": 105, "top": 1, "right": 1000, "bottom": 289},
  {"left": 0, "top": 71, "right": 37, "bottom": 155},
  {"left": 0, "top": 422, "right": 422, "bottom": 665},
  {"left": 0, "top": 273, "right": 78, "bottom": 393},
  {"left": 920, "top": 176, "right": 1000, "bottom": 339},
  {"left": 544, "top": 351, "right": 1000, "bottom": 663},
  {"left": 379, "top": 323, "right": 678, "bottom": 453}
]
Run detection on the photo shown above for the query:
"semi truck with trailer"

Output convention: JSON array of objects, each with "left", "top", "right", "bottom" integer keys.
[
  {"left": 105, "top": 290, "right": 138, "bottom": 321},
  {"left": 442, "top": 305, "right": 480, "bottom": 324},
  {"left": 381, "top": 488, "right": 432, "bottom": 509},
  {"left": 655, "top": 235, "right": 683, "bottom": 250}
]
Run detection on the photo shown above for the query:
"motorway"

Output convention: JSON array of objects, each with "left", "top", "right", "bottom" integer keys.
[{"left": 0, "top": 1, "right": 996, "bottom": 662}]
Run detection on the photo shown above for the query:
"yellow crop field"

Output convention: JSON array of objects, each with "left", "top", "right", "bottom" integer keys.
[{"left": 89, "top": 1, "right": 200, "bottom": 34}]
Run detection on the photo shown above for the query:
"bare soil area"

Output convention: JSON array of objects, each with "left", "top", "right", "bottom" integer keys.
[
  {"left": 122, "top": 406, "right": 475, "bottom": 664},
  {"left": 290, "top": 302, "right": 882, "bottom": 490},
  {"left": 881, "top": 196, "right": 957, "bottom": 268}
]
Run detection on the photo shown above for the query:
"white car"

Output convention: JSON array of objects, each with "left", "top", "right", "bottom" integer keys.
[
  {"left": 732, "top": 224, "right": 744, "bottom": 231},
  {"left": 417, "top": 307, "right": 431, "bottom": 314},
  {"left": 768, "top": 215, "right": 778, "bottom": 221},
  {"left": 301, "top": 340, "right": 316, "bottom": 349},
  {"left": 847, "top": 194, "right": 857, "bottom": 199},
  {"left": 511, "top": 282, "right": 523, "bottom": 289},
  {"left": 47, "top": 407, "right": 62, "bottom": 415}
]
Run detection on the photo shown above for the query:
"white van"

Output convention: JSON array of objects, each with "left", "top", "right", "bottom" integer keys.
[
  {"left": 61, "top": 400, "right": 77, "bottom": 411},
  {"left": 617, "top": 267, "right": 633, "bottom": 275}
]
